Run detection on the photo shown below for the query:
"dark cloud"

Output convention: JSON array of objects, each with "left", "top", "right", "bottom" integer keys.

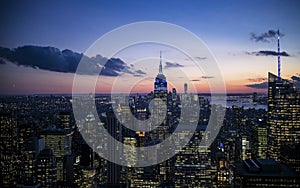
[
  {"left": 250, "top": 29, "right": 284, "bottom": 43},
  {"left": 246, "top": 82, "right": 268, "bottom": 89},
  {"left": 1, "top": 46, "right": 82, "bottom": 73},
  {"left": 194, "top": 56, "right": 207, "bottom": 61},
  {"left": 0, "top": 58, "right": 6, "bottom": 64},
  {"left": 247, "top": 75, "right": 300, "bottom": 89},
  {"left": 164, "top": 62, "right": 184, "bottom": 69},
  {"left": 228, "top": 52, "right": 237, "bottom": 56},
  {"left": 247, "top": 78, "right": 267, "bottom": 82},
  {"left": 190, "top": 79, "right": 200, "bottom": 82},
  {"left": 0, "top": 45, "right": 136, "bottom": 77},
  {"left": 132, "top": 70, "right": 146, "bottom": 77},
  {"left": 201, "top": 76, "right": 214, "bottom": 79},
  {"left": 133, "top": 74, "right": 143, "bottom": 77},
  {"left": 246, "top": 50, "right": 290, "bottom": 57},
  {"left": 135, "top": 70, "right": 146, "bottom": 75}
]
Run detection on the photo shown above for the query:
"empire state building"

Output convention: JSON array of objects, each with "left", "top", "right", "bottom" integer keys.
[
  {"left": 154, "top": 52, "right": 168, "bottom": 98},
  {"left": 151, "top": 52, "right": 168, "bottom": 141}
]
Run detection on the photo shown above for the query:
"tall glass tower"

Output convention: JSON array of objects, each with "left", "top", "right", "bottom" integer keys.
[{"left": 268, "top": 72, "right": 300, "bottom": 161}]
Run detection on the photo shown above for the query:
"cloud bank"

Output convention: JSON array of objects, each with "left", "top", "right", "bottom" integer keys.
[
  {"left": 246, "top": 75, "right": 300, "bottom": 89},
  {"left": 164, "top": 62, "right": 184, "bottom": 69},
  {"left": 201, "top": 76, "right": 214, "bottom": 79},
  {"left": 246, "top": 50, "right": 290, "bottom": 57},
  {"left": 250, "top": 29, "right": 284, "bottom": 43},
  {"left": 0, "top": 45, "right": 145, "bottom": 77},
  {"left": 246, "top": 82, "right": 268, "bottom": 89}
]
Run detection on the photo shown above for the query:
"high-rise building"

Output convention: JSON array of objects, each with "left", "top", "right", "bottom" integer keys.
[
  {"left": 268, "top": 72, "right": 300, "bottom": 161},
  {"left": 17, "top": 135, "right": 45, "bottom": 186},
  {"left": 0, "top": 113, "right": 17, "bottom": 187},
  {"left": 16, "top": 124, "right": 39, "bottom": 185},
  {"left": 184, "top": 83, "right": 188, "bottom": 94},
  {"left": 152, "top": 52, "right": 169, "bottom": 141},
  {"left": 174, "top": 127, "right": 213, "bottom": 187},
  {"left": 241, "top": 136, "right": 251, "bottom": 160},
  {"left": 106, "top": 110, "right": 122, "bottom": 185},
  {"left": 253, "top": 121, "right": 268, "bottom": 159},
  {"left": 40, "top": 127, "right": 72, "bottom": 183},
  {"left": 58, "top": 111, "right": 72, "bottom": 130},
  {"left": 123, "top": 137, "right": 137, "bottom": 167},
  {"left": 280, "top": 144, "right": 300, "bottom": 174},
  {"left": 36, "top": 148, "right": 57, "bottom": 188}
]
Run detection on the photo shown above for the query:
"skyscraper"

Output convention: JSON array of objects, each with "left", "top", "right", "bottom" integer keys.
[
  {"left": 16, "top": 123, "right": 42, "bottom": 185},
  {"left": 256, "top": 122, "right": 268, "bottom": 159},
  {"left": 36, "top": 148, "right": 57, "bottom": 187},
  {"left": 40, "top": 127, "right": 72, "bottom": 184},
  {"left": 106, "top": 110, "right": 122, "bottom": 185},
  {"left": 58, "top": 111, "right": 72, "bottom": 130},
  {"left": 154, "top": 51, "right": 168, "bottom": 98},
  {"left": 184, "top": 83, "right": 188, "bottom": 94},
  {"left": 0, "top": 113, "right": 17, "bottom": 187},
  {"left": 268, "top": 32, "right": 300, "bottom": 162},
  {"left": 268, "top": 72, "right": 300, "bottom": 161}
]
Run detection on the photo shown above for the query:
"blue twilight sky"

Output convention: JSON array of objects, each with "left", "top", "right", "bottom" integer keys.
[{"left": 0, "top": 0, "right": 300, "bottom": 94}]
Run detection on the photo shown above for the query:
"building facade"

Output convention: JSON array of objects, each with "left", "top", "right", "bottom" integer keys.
[{"left": 268, "top": 72, "right": 300, "bottom": 161}]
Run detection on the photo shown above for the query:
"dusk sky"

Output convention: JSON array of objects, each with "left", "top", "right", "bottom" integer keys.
[{"left": 0, "top": 0, "right": 300, "bottom": 94}]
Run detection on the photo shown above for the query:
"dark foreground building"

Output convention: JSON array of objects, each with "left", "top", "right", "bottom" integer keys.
[{"left": 233, "top": 158, "right": 299, "bottom": 187}]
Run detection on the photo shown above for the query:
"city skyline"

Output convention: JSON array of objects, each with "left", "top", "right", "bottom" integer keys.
[
  {"left": 0, "top": 0, "right": 300, "bottom": 94},
  {"left": 1, "top": 2, "right": 300, "bottom": 187}
]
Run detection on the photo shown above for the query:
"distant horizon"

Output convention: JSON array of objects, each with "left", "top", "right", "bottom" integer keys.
[{"left": 0, "top": 92, "right": 268, "bottom": 96}]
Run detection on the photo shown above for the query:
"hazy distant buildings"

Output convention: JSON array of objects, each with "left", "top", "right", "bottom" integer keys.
[{"left": 184, "top": 83, "right": 188, "bottom": 94}]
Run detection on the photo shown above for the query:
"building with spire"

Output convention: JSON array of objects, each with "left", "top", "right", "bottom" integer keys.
[
  {"left": 154, "top": 51, "right": 168, "bottom": 99},
  {"left": 151, "top": 52, "right": 169, "bottom": 141},
  {"left": 267, "top": 30, "right": 300, "bottom": 162}
]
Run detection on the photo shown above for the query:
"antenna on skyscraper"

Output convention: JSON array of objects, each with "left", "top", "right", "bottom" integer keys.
[
  {"left": 159, "top": 51, "right": 163, "bottom": 74},
  {"left": 160, "top": 50, "right": 162, "bottom": 63},
  {"left": 277, "top": 29, "right": 281, "bottom": 81}
]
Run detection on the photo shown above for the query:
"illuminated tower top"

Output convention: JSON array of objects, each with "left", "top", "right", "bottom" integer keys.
[
  {"left": 157, "top": 51, "right": 165, "bottom": 79},
  {"left": 277, "top": 30, "right": 281, "bottom": 82},
  {"left": 159, "top": 51, "right": 163, "bottom": 75},
  {"left": 154, "top": 51, "right": 167, "bottom": 97}
]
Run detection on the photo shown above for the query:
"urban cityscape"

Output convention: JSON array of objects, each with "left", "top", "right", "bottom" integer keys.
[{"left": 1, "top": 1, "right": 300, "bottom": 188}]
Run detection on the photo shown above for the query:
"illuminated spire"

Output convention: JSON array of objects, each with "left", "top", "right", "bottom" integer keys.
[
  {"left": 159, "top": 51, "right": 163, "bottom": 75},
  {"left": 277, "top": 29, "right": 281, "bottom": 81}
]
